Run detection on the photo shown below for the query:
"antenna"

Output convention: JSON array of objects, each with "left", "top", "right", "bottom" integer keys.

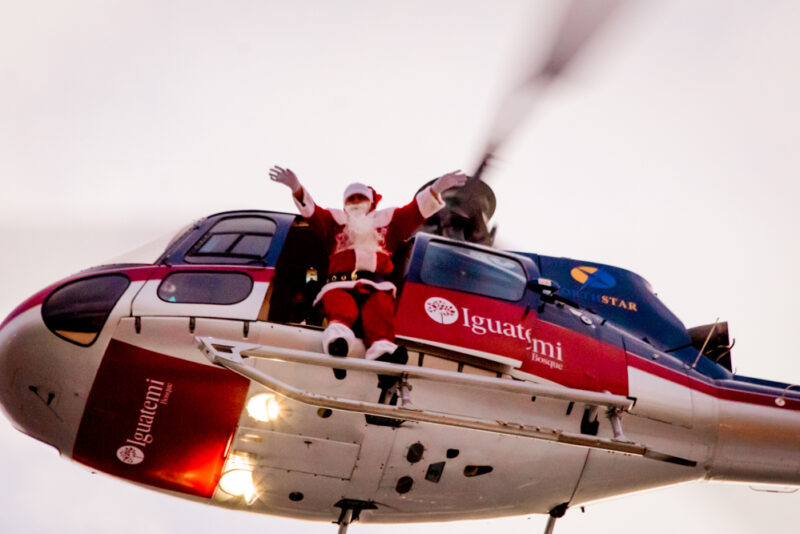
[{"left": 692, "top": 317, "right": 719, "bottom": 368}]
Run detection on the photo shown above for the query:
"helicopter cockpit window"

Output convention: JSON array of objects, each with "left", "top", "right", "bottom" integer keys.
[
  {"left": 421, "top": 241, "right": 526, "bottom": 301},
  {"left": 158, "top": 272, "right": 253, "bottom": 305},
  {"left": 185, "top": 216, "right": 276, "bottom": 264},
  {"left": 42, "top": 274, "right": 131, "bottom": 346}
]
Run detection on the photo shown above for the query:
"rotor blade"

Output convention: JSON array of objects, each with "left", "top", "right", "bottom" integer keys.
[{"left": 476, "top": 0, "right": 625, "bottom": 179}]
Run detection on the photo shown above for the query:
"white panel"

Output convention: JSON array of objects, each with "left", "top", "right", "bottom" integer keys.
[
  {"left": 628, "top": 367, "right": 693, "bottom": 428},
  {"left": 132, "top": 280, "right": 268, "bottom": 321},
  {"left": 234, "top": 428, "right": 360, "bottom": 479},
  {"left": 114, "top": 317, "right": 247, "bottom": 367}
]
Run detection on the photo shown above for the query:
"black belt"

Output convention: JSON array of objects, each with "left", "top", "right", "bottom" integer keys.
[{"left": 326, "top": 271, "right": 387, "bottom": 284}]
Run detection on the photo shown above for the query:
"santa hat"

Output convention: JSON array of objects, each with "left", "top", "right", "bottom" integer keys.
[{"left": 344, "top": 183, "right": 382, "bottom": 209}]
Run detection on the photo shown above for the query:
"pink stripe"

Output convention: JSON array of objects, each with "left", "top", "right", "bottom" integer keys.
[
  {"left": 0, "top": 266, "right": 157, "bottom": 330},
  {"left": 1, "top": 265, "right": 275, "bottom": 330},
  {"left": 146, "top": 265, "right": 275, "bottom": 283},
  {"left": 628, "top": 352, "right": 800, "bottom": 411}
]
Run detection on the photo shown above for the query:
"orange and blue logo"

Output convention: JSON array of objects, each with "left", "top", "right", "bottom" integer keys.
[{"left": 570, "top": 266, "right": 616, "bottom": 289}]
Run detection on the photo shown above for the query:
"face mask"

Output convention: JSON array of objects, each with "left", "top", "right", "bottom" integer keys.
[{"left": 344, "top": 201, "right": 370, "bottom": 218}]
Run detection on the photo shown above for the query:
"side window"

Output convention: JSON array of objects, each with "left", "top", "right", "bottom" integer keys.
[
  {"left": 42, "top": 274, "right": 130, "bottom": 346},
  {"left": 420, "top": 241, "right": 526, "bottom": 301},
  {"left": 185, "top": 217, "right": 277, "bottom": 264},
  {"left": 158, "top": 272, "right": 253, "bottom": 305}
]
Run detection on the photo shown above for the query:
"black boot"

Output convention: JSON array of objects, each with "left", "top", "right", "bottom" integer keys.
[
  {"left": 327, "top": 338, "right": 348, "bottom": 380},
  {"left": 376, "top": 346, "right": 408, "bottom": 390}
]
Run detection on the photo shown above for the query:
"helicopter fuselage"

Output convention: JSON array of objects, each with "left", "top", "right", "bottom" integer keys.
[{"left": 1, "top": 210, "right": 799, "bottom": 523}]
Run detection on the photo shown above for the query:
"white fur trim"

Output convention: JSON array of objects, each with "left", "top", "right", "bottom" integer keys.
[
  {"left": 313, "top": 280, "right": 397, "bottom": 305},
  {"left": 371, "top": 207, "right": 395, "bottom": 226},
  {"left": 332, "top": 207, "right": 394, "bottom": 227},
  {"left": 354, "top": 249, "right": 378, "bottom": 271},
  {"left": 365, "top": 339, "right": 398, "bottom": 361},
  {"left": 322, "top": 322, "right": 356, "bottom": 357},
  {"left": 293, "top": 188, "right": 316, "bottom": 218},
  {"left": 330, "top": 208, "right": 348, "bottom": 225},
  {"left": 415, "top": 186, "right": 445, "bottom": 218}
]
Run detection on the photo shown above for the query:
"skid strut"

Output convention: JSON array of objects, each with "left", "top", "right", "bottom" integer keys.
[
  {"left": 337, "top": 508, "right": 352, "bottom": 534},
  {"left": 334, "top": 499, "right": 375, "bottom": 534},
  {"left": 608, "top": 407, "right": 630, "bottom": 442},
  {"left": 543, "top": 503, "right": 568, "bottom": 534}
]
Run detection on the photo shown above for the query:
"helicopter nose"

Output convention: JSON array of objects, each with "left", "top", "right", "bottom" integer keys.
[
  {"left": 0, "top": 284, "right": 108, "bottom": 455},
  {"left": 0, "top": 305, "right": 58, "bottom": 450}
]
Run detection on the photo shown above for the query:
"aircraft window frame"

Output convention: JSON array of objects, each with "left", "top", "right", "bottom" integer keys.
[
  {"left": 230, "top": 234, "right": 271, "bottom": 257},
  {"left": 198, "top": 234, "right": 239, "bottom": 254},
  {"left": 41, "top": 274, "right": 131, "bottom": 347},
  {"left": 185, "top": 216, "right": 276, "bottom": 264},
  {"left": 420, "top": 240, "right": 527, "bottom": 302},
  {"left": 157, "top": 271, "right": 254, "bottom": 305}
]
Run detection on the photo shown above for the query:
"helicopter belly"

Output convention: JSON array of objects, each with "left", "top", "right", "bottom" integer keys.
[
  {"left": 74, "top": 316, "right": 635, "bottom": 521},
  {"left": 364, "top": 424, "right": 588, "bottom": 522},
  {"left": 217, "top": 396, "right": 593, "bottom": 521}
]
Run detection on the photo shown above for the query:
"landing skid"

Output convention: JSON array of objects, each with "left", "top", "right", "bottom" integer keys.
[
  {"left": 331, "top": 499, "right": 570, "bottom": 533},
  {"left": 198, "top": 337, "right": 697, "bottom": 466}
]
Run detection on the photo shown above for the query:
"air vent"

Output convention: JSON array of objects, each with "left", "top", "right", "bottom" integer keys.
[{"left": 464, "top": 465, "right": 493, "bottom": 477}]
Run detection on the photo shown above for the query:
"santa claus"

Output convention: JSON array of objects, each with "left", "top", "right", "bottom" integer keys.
[{"left": 269, "top": 165, "right": 467, "bottom": 376}]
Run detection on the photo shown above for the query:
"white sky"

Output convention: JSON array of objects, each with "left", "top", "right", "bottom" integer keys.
[{"left": 2, "top": 0, "right": 800, "bottom": 532}]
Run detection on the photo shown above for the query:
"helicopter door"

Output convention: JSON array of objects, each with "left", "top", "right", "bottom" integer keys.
[
  {"left": 395, "top": 236, "right": 628, "bottom": 395},
  {"left": 395, "top": 237, "right": 535, "bottom": 370}
]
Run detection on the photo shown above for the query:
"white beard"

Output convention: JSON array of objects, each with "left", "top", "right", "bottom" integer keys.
[{"left": 345, "top": 211, "right": 380, "bottom": 253}]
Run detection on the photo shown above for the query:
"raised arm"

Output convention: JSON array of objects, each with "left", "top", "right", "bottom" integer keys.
[
  {"left": 385, "top": 170, "right": 469, "bottom": 248},
  {"left": 269, "top": 164, "right": 339, "bottom": 247},
  {"left": 269, "top": 165, "right": 305, "bottom": 204},
  {"left": 430, "top": 170, "right": 468, "bottom": 201}
]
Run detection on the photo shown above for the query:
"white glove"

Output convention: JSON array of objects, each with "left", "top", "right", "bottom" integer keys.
[
  {"left": 431, "top": 170, "right": 469, "bottom": 194},
  {"left": 269, "top": 165, "right": 301, "bottom": 192}
]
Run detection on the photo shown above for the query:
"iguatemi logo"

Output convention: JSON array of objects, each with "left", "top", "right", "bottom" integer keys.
[
  {"left": 425, "top": 297, "right": 459, "bottom": 325},
  {"left": 115, "top": 377, "right": 173, "bottom": 466},
  {"left": 423, "top": 297, "right": 564, "bottom": 370},
  {"left": 116, "top": 445, "right": 145, "bottom": 465}
]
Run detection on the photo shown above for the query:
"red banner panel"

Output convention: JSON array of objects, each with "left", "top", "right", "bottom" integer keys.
[{"left": 73, "top": 339, "right": 250, "bottom": 497}]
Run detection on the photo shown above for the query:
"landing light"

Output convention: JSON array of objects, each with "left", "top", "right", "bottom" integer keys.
[
  {"left": 219, "top": 453, "right": 258, "bottom": 504},
  {"left": 247, "top": 393, "right": 280, "bottom": 422}
]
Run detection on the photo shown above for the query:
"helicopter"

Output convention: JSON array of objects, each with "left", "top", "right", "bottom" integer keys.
[
  {"left": 4, "top": 198, "right": 800, "bottom": 534},
  {"left": 1, "top": 1, "right": 792, "bottom": 534}
]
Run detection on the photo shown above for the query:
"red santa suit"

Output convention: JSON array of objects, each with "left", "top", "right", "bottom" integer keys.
[{"left": 293, "top": 183, "right": 444, "bottom": 360}]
